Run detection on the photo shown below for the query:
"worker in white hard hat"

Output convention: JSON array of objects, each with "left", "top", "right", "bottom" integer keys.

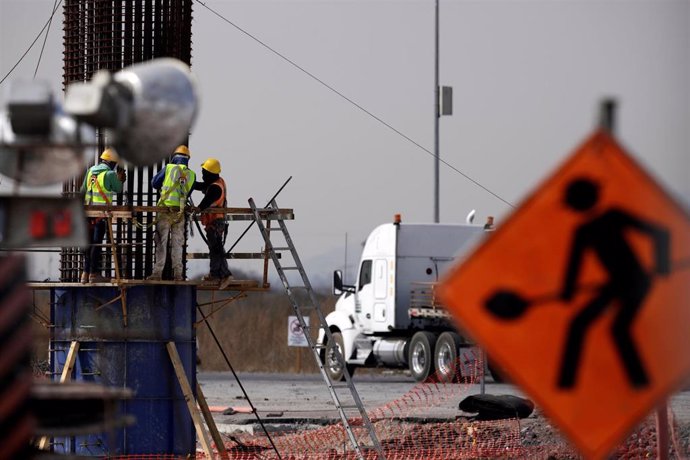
[
  {"left": 148, "top": 144, "right": 196, "bottom": 281},
  {"left": 80, "top": 147, "right": 126, "bottom": 283},
  {"left": 193, "top": 157, "right": 233, "bottom": 289}
]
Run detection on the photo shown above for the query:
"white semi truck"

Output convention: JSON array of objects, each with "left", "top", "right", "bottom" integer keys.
[{"left": 318, "top": 216, "right": 498, "bottom": 383}]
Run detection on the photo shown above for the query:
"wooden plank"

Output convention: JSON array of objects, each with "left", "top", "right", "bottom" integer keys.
[
  {"left": 196, "top": 382, "right": 228, "bottom": 459},
  {"left": 84, "top": 205, "right": 294, "bottom": 219},
  {"left": 26, "top": 279, "right": 266, "bottom": 290},
  {"left": 197, "top": 280, "right": 260, "bottom": 290},
  {"left": 84, "top": 211, "right": 132, "bottom": 219},
  {"left": 60, "top": 341, "right": 80, "bottom": 383},
  {"left": 39, "top": 341, "right": 80, "bottom": 449},
  {"left": 186, "top": 252, "right": 281, "bottom": 260},
  {"left": 117, "top": 279, "right": 198, "bottom": 286},
  {"left": 166, "top": 342, "right": 214, "bottom": 459}
]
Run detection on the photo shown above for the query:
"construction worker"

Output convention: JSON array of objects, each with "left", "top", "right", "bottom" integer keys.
[
  {"left": 194, "top": 158, "right": 233, "bottom": 288},
  {"left": 81, "top": 148, "right": 126, "bottom": 283},
  {"left": 148, "top": 145, "right": 196, "bottom": 281}
]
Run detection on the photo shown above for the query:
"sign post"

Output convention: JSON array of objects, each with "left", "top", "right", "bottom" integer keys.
[{"left": 439, "top": 128, "right": 690, "bottom": 459}]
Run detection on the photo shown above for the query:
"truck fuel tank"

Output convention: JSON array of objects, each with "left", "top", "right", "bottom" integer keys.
[{"left": 373, "top": 338, "right": 408, "bottom": 367}]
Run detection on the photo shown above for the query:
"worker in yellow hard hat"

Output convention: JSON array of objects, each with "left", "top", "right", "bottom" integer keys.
[
  {"left": 80, "top": 147, "right": 126, "bottom": 283},
  {"left": 193, "top": 157, "right": 233, "bottom": 289},
  {"left": 148, "top": 145, "right": 196, "bottom": 281}
]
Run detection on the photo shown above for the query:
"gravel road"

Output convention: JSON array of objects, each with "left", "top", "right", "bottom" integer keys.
[{"left": 199, "top": 371, "right": 690, "bottom": 437}]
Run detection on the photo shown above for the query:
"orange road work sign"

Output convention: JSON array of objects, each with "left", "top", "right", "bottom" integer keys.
[{"left": 439, "top": 131, "right": 690, "bottom": 459}]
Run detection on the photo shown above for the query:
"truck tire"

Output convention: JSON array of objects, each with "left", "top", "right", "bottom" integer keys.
[
  {"left": 324, "top": 332, "right": 355, "bottom": 381},
  {"left": 409, "top": 331, "right": 437, "bottom": 382},
  {"left": 434, "top": 332, "right": 463, "bottom": 383}
]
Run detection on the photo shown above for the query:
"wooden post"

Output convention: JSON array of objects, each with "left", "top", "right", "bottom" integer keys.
[
  {"left": 166, "top": 342, "right": 214, "bottom": 459},
  {"left": 656, "top": 401, "right": 669, "bottom": 460},
  {"left": 262, "top": 219, "right": 271, "bottom": 288},
  {"left": 106, "top": 214, "right": 121, "bottom": 282},
  {"left": 196, "top": 382, "right": 229, "bottom": 459}
]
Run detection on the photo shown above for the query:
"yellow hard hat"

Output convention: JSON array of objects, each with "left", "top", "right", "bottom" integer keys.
[
  {"left": 201, "top": 158, "right": 221, "bottom": 175},
  {"left": 100, "top": 148, "right": 119, "bottom": 162},
  {"left": 174, "top": 145, "right": 191, "bottom": 157}
]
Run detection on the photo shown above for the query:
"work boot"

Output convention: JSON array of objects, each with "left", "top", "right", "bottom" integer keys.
[
  {"left": 201, "top": 274, "right": 219, "bottom": 283},
  {"left": 89, "top": 273, "right": 110, "bottom": 283},
  {"left": 219, "top": 275, "right": 235, "bottom": 290},
  {"left": 146, "top": 273, "right": 162, "bottom": 281},
  {"left": 173, "top": 275, "right": 185, "bottom": 282},
  {"left": 80, "top": 271, "right": 89, "bottom": 284}
]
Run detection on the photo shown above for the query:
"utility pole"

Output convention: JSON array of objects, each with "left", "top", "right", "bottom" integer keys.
[
  {"left": 344, "top": 232, "right": 348, "bottom": 284},
  {"left": 434, "top": 0, "right": 440, "bottom": 223}
]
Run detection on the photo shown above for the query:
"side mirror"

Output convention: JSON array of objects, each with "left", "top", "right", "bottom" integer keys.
[{"left": 333, "top": 270, "right": 344, "bottom": 296}]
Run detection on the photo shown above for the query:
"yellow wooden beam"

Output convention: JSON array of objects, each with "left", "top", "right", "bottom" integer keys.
[{"left": 166, "top": 342, "right": 214, "bottom": 459}]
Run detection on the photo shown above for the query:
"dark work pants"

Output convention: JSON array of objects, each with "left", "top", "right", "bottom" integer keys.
[
  {"left": 84, "top": 218, "right": 106, "bottom": 274},
  {"left": 206, "top": 219, "right": 231, "bottom": 278}
]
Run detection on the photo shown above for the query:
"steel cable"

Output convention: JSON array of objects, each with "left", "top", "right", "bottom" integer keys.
[
  {"left": 193, "top": 0, "right": 514, "bottom": 208},
  {"left": 0, "top": 0, "right": 64, "bottom": 86}
]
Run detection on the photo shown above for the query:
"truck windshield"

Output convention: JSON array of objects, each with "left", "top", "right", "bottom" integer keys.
[{"left": 358, "top": 260, "right": 372, "bottom": 291}]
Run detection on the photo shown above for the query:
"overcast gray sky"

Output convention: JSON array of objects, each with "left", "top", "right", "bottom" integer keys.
[{"left": 1, "top": 0, "right": 688, "bottom": 284}]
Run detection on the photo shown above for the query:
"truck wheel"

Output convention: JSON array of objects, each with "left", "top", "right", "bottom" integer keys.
[
  {"left": 409, "top": 331, "right": 437, "bottom": 382},
  {"left": 434, "top": 332, "right": 463, "bottom": 383},
  {"left": 324, "top": 332, "right": 355, "bottom": 381}
]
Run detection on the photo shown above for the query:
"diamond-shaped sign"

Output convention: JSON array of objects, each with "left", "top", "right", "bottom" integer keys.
[{"left": 439, "top": 131, "right": 690, "bottom": 459}]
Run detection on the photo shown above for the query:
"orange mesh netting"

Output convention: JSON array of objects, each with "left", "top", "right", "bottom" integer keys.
[
  {"left": 200, "top": 352, "right": 689, "bottom": 459},
  {"left": 111, "top": 352, "right": 690, "bottom": 459}
]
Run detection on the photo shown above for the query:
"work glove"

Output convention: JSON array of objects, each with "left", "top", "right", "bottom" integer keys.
[{"left": 117, "top": 169, "right": 127, "bottom": 183}]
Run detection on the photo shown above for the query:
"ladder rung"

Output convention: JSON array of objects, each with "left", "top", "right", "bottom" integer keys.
[
  {"left": 268, "top": 228, "right": 283, "bottom": 231},
  {"left": 338, "top": 404, "right": 362, "bottom": 410},
  {"left": 330, "top": 382, "right": 351, "bottom": 389},
  {"left": 282, "top": 267, "right": 300, "bottom": 270},
  {"left": 272, "top": 247, "right": 291, "bottom": 251}
]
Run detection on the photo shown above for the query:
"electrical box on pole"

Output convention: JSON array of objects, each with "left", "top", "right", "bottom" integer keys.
[{"left": 441, "top": 86, "right": 453, "bottom": 116}]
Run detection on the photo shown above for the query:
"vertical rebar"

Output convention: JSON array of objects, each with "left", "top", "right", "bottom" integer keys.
[{"left": 62, "top": 0, "right": 193, "bottom": 281}]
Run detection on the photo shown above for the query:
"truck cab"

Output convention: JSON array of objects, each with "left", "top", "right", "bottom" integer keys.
[{"left": 320, "top": 217, "right": 486, "bottom": 382}]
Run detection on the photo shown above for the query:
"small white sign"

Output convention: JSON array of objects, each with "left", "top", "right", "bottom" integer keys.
[{"left": 287, "top": 316, "right": 309, "bottom": 347}]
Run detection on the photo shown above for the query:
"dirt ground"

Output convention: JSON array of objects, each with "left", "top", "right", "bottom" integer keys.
[{"left": 199, "top": 372, "right": 690, "bottom": 458}]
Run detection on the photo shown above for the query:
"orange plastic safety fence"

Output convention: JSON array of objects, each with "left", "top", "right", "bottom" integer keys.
[
  {"left": 111, "top": 353, "right": 690, "bottom": 459},
  {"left": 109, "top": 456, "right": 185, "bottom": 459}
]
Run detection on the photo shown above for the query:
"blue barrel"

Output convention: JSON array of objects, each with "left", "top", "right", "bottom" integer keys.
[{"left": 50, "top": 285, "right": 196, "bottom": 456}]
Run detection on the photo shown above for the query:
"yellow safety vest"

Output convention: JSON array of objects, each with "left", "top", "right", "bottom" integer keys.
[
  {"left": 84, "top": 168, "right": 111, "bottom": 205},
  {"left": 158, "top": 164, "right": 196, "bottom": 207}
]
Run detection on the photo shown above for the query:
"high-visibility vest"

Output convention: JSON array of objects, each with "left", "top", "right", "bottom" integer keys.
[
  {"left": 84, "top": 167, "right": 112, "bottom": 205},
  {"left": 201, "top": 177, "right": 227, "bottom": 227},
  {"left": 158, "top": 164, "right": 196, "bottom": 207}
]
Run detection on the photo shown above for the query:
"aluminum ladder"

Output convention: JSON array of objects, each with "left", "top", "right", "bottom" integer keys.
[{"left": 249, "top": 198, "right": 385, "bottom": 460}]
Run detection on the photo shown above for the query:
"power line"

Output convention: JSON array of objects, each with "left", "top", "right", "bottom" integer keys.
[
  {"left": 193, "top": 0, "right": 514, "bottom": 208},
  {"left": 34, "top": 0, "right": 61, "bottom": 78},
  {"left": 0, "top": 0, "right": 64, "bottom": 86}
]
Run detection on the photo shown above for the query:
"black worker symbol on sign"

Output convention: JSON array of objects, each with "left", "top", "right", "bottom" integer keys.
[{"left": 485, "top": 177, "right": 671, "bottom": 390}]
